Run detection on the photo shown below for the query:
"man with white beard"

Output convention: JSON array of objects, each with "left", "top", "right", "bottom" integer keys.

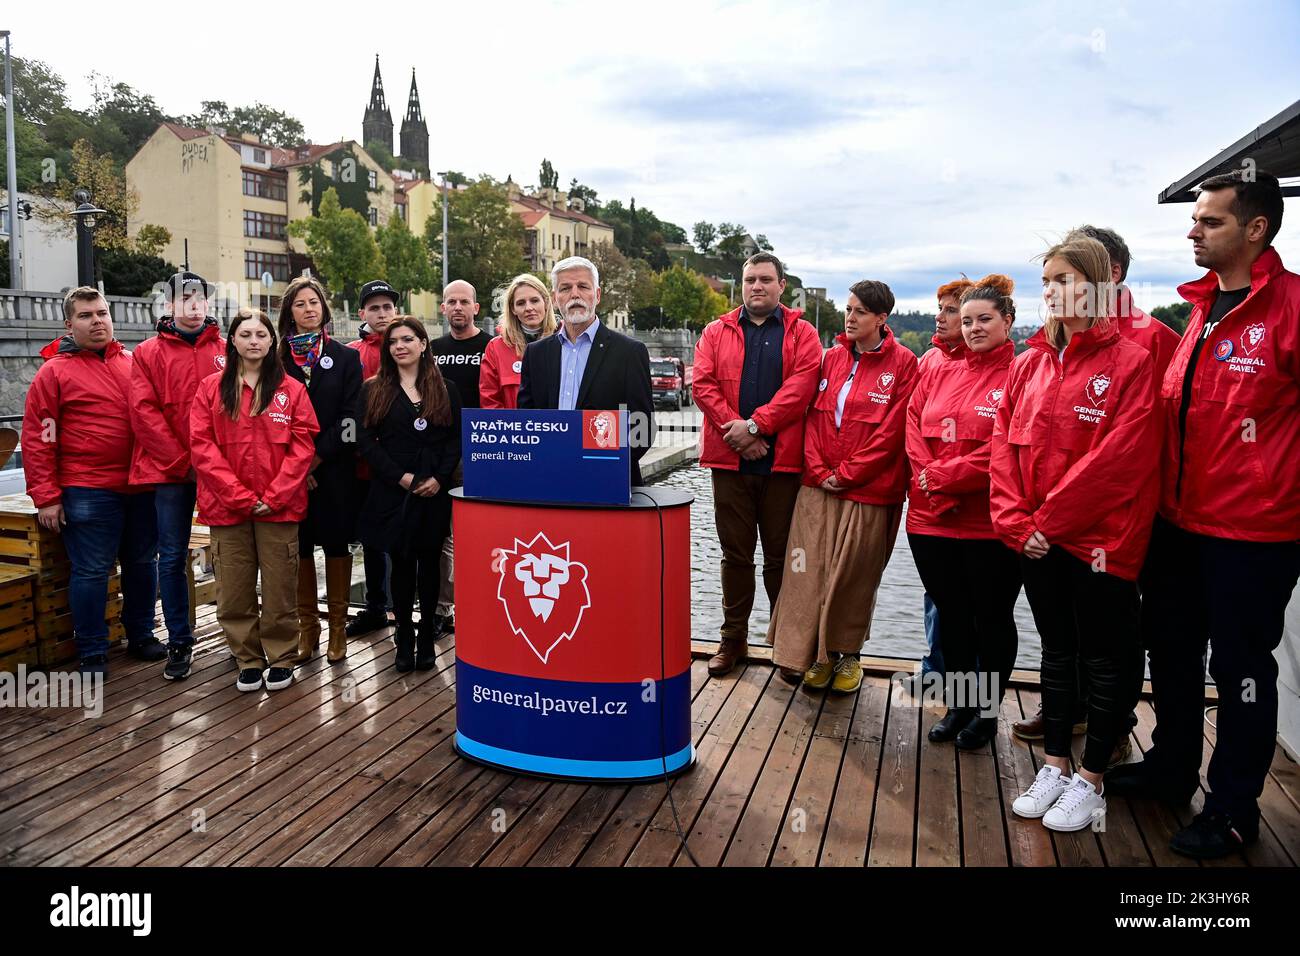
[{"left": 517, "top": 256, "right": 654, "bottom": 484}]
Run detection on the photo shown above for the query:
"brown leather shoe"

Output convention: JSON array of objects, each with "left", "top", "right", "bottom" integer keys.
[
  {"left": 1012, "top": 703, "right": 1088, "bottom": 741},
  {"left": 324, "top": 557, "right": 352, "bottom": 664},
  {"left": 708, "top": 639, "right": 747, "bottom": 677}
]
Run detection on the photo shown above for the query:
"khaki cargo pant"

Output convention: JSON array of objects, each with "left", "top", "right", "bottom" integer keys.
[{"left": 211, "top": 520, "right": 300, "bottom": 669}]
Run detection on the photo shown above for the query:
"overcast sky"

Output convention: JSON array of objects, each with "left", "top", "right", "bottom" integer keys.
[{"left": 10, "top": 0, "right": 1300, "bottom": 316}]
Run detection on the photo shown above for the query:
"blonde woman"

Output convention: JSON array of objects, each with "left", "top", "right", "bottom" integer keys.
[
  {"left": 991, "top": 235, "right": 1158, "bottom": 832},
  {"left": 479, "top": 274, "right": 557, "bottom": 409}
]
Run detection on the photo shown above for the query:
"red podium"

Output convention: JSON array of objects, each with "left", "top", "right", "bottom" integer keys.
[{"left": 452, "top": 487, "right": 695, "bottom": 781}]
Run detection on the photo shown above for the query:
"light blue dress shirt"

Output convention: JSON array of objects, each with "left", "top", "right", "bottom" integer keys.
[{"left": 557, "top": 317, "right": 601, "bottom": 410}]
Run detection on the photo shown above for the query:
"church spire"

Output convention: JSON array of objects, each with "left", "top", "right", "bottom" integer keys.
[
  {"left": 362, "top": 55, "right": 393, "bottom": 155},
  {"left": 399, "top": 68, "right": 429, "bottom": 169}
]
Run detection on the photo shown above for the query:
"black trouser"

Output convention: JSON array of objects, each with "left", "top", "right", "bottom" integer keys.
[
  {"left": 390, "top": 542, "right": 443, "bottom": 630},
  {"left": 363, "top": 546, "right": 391, "bottom": 613},
  {"left": 908, "top": 534, "right": 1022, "bottom": 715},
  {"left": 1142, "top": 516, "right": 1300, "bottom": 822},
  {"left": 1020, "top": 547, "right": 1144, "bottom": 775}
]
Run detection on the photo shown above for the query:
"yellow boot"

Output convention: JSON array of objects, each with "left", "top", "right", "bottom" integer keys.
[
  {"left": 294, "top": 559, "right": 320, "bottom": 665},
  {"left": 325, "top": 557, "right": 352, "bottom": 664}
]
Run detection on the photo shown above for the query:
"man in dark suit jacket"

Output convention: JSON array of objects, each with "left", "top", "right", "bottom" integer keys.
[{"left": 518, "top": 256, "right": 654, "bottom": 485}]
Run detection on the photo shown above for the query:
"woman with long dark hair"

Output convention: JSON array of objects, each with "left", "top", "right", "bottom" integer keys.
[
  {"left": 189, "top": 309, "right": 319, "bottom": 692},
  {"left": 906, "top": 275, "right": 1020, "bottom": 749},
  {"left": 277, "top": 276, "right": 363, "bottom": 666},
  {"left": 992, "top": 236, "right": 1158, "bottom": 832},
  {"left": 358, "top": 318, "right": 462, "bottom": 671}
]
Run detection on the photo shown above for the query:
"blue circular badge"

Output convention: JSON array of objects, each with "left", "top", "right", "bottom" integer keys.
[{"left": 1213, "top": 339, "right": 1234, "bottom": 361}]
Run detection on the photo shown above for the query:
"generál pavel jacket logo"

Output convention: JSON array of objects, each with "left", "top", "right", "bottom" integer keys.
[
  {"left": 986, "top": 387, "right": 1004, "bottom": 407},
  {"left": 877, "top": 371, "right": 895, "bottom": 392},
  {"left": 274, "top": 391, "right": 289, "bottom": 410},
  {"left": 1085, "top": 373, "right": 1110, "bottom": 408},
  {"left": 496, "top": 532, "right": 592, "bottom": 664},
  {"left": 214, "top": 354, "right": 226, "bottom": 369},
  {"left": 1240, "top": 323, "right": 1266, "bottom": 357}
]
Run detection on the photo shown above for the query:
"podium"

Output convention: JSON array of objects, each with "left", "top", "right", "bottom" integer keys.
[{"left": 451, "top": 403, "right": 701, "bottom": 788}]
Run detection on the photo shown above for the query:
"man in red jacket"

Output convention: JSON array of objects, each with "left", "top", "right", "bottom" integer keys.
[
  {"left": 24, "top": 288, "right": 159, "bottom": 674},
  {"left": 129, "top": 272, "right": 225, "bottom": 680},
  {"left": 693, "top": 253, "right": 822, "bottom": 676},
  {"left": 1105, "top": 170, "right": 1300, "bottom": 860}
]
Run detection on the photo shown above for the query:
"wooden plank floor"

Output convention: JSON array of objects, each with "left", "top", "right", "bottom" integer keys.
[{"left": 1, "top": 611, "right": 1297, "bottom": 867}]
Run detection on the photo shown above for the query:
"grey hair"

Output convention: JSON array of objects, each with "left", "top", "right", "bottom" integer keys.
[{"left": 551, "top": 255, "right": 600, "bottom": 291}]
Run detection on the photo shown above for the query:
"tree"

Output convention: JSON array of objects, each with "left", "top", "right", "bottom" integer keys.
[
  {"left": 587, "top": 242, "right": 656, "bottom": 318},
  {"left": 32, "top": 139, "right": 139, "bottom": 254},
  {"left": 656, "top": 265, "right": 719, "bottom": 332},
  {"left": 288, "top": 187, "right": 385, "bottom": 304},
  {"left": 716, "top": 222, "right": 749, "bottom": 260},
  {"left": 365, "top": 140, "right": 398, "bottom": 173},
  {"left": 100, "top": 247, "right": 179, "bottom": 297},
  {"left": 182, "top": 100, "right": 306, "bottom": 147},
  {"left": 755, "top": 234, "right": 774, "bottom": 252},
  {"left": 133, "top": 224, "right": 172, "bottom": 259},
  {"left": 11, "top": 57, "right": 69, "bottom": 125},
  {"left": 87, "top": 75, "right": 169, "bottom": 158},
  {"left": 425, "top": 176, "right": 527, "bottom": 301},
  {"left": 693, "top": 221, "right": 717, "bottom": 252},
  {"left": 539, "top": 159, "right": 558, "bottom": 190},
  {"left": 375, "top": 213, "right": 435, "bottom": 306},
  {"left": 568, "top": 178, "right": 600, "bottom": 213}
]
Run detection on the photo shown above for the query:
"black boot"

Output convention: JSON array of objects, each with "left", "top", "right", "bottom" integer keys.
[
  {"left": 394, "top": 623, "right": 415, "bottom": 673},
  {"left": 954, "top": 715, "right": 998, "bottom": 750},
  {"left": 415, "top": 619, "right": 437, "bottom": 671},
  {"left": 928, "top": 708, "right": 973, "bottom": 743}
]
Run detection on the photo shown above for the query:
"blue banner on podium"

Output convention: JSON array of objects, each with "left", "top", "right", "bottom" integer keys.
[{"left": 462, "top": 409, "right": 631, "bottom": 506}]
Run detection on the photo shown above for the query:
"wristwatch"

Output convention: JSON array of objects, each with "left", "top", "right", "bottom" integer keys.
[{"left": 746, "top": 419, "right": 759, "bottom": 436}]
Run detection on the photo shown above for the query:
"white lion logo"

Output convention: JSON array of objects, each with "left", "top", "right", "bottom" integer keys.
[
  {"left": 877, "top": 371, "right": 895, "bottom": 392},
  {"left": 496, "top": 533, "right": 592, "bottom": 664},
  {"left": 1086, "top": 373, "right": 1111, "bottom": 407},
  {"left": 1241, "top": 323, "right": 1266, "bottom": 356}
]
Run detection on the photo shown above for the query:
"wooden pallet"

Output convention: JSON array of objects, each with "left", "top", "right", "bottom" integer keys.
[
  {"left": 0, "top": 566, "right": 36, "bottom": 661},
  {"left": 33, "top": 575, "right": 120, "bottom": 615},
  {"left": 35, "top": 597, "right": 125, "bottom": 642}
]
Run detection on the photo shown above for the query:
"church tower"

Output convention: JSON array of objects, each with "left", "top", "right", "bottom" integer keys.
[
  {"left": 362, "top": 55, "right": 393, "bottom": 155},
  {"left": 399, "top": 69, "right": 430, "bottom": 170}
]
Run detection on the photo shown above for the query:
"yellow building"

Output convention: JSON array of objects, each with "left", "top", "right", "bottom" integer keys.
[
  {"left": 392, "top": 174, "right": 439, "bottom": 323},
  {"left": 507, "top": 182, "right": 616, "bottom": 277},
  {"left": 126, "top": 122, "right": 395, "bottom": 314}
]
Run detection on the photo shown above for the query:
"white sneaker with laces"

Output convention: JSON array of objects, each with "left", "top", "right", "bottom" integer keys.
[
  {"left": 1012, "top": 764, "right": 1070, "bottom": 819},
  {"left": 1043, "top": 773, "right": 1106, "bottom": 832}
]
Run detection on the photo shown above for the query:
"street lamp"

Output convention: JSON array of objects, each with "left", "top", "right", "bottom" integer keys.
[
  {"left": 3, "top": 30, "right": 19, "bottom": 290},
  {"left": 70, "top": 188, "right": 107, "bottom": 286}
]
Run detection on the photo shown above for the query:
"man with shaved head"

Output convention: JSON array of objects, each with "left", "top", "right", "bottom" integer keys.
[{"left": 428, "top": 280, "right": 492, "bottom": 636}]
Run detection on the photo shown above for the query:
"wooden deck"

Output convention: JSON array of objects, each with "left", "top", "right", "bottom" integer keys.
[{"left": 1, "top": 609, "right": 1297, "bottom": 867}]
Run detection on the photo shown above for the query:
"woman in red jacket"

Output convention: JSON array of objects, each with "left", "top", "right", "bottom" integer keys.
[
  {"left": 768, "top": 280, "right": 918, "bottom": 693},
  {"left": 906, "top": 274, "right": 1020, "bottom": 749},
  {"left": 480, "top": 273, "right": 556, "bottom": 409},
  {"left": 190, "top": 309, "right": 320, "bottom": 693},
  {"left": 991, "top": 236, "right": 1158, "bottom": 832}
]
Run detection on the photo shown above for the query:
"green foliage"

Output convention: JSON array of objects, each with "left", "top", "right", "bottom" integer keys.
[
  {"left": 425, "top": 176, "right": 528, "bottom": 302},
  {"left": 0, "top": 239, "right": 8, "bottom": 288},
  {"left": 1151, "top": 300, "right": 1192, "bottom": 334},
  {"left": 539, "top": 159, "right": 558, "bottom": 190},
  {"left": 0, "top": 110, "right": 58, "bottom": 192},
  {"left": 599, "top": 198, "right": 686, "bottom": 270},
  {"left": 88, "top": 74, "right": 169, "bottom": 158},
  {"left": 693, "top": 221, "right": 716, "bottom": 252},
  {"left": 297, "top": 146, "right": 382, "bottom": 217},
  {"left": 182, "top": 100, "right": 306, "bottom": 148},
  {"left": 11, "top": 57, "right": 69, "bottom": 125},
  {"left": 897, "top": 330, "right": 930, "bottom": 357},
  {"left": 655, "top": 265, "right": 724, "bottom": 332},
  {"left": 568, "top": 179, "right": 599, "bottom": 213},
  {"left": 587, "top": 241, "right": 656, "bottom": 318},
  {"left": 99, "top": 246, "right": 179, "bottom": 297},
  {"left": 375, "top": 213, "right": 435, "bottom": 304},
  {"left": 365, "top": 139, "right": 398, "bottom": 173},
  {"left": 133, "top": 223, "right": 172, "bottom": 258},
  {"left": 288, "top": 187, "right": 385, "bottom": 305}
]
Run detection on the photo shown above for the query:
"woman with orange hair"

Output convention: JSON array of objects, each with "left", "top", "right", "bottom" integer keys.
[{"left": 906, "top": 275, "right": 1020, "bottom": 748}]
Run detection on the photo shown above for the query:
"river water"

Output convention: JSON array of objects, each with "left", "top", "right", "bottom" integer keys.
[{"left": 651, "top": 463, "right": 1044, "bottom": 669}]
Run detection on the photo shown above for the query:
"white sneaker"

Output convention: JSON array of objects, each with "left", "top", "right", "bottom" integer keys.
[
  {"left": 1012, "top": 765, "right": 1070, "bottom": 818},
  {"left": 1043, "top": 773, "right": 1106, "bottom": 832}
]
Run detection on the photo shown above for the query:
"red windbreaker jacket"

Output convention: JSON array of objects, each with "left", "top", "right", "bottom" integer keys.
[
  {"left": 479, "top": 335, "right": 523, "bottom": 410},
  {"left": 990, "top": 322, "right": 1159, "bottom": 580},
  {"left": 23, "top": 336, "right": 137, "bottom": 508},
  {"left": 347, "top": 326, "right": 383, "bottom": 380},
  {"left": 1158, "top": 247, "right": 1300, "bottom": 542},
  {"left": 694, "top": 306, "right": 821, "bottom": 472},
  {"left": 189, "top": 372, "right": 320, "bottom": 526},
  {"left": 129, "top": 319, "right": 226, "bottom": 484},
  {"left": 803, "top": 329, "right": 919, "bottom": 505},
  {"left": 906, "top": 339, "right": 1014, "bottom": 538}
]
